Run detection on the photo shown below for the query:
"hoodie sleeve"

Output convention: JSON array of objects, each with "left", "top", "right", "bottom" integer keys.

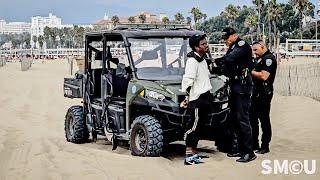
[{"left": 181, "top": 58, "right": 198, "bottom": 93}]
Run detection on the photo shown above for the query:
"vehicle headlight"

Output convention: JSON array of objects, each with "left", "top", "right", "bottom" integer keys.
[
  {"left": 222, "top": 102, "right": 228, "bottom": 109},
  {"left": 215, "top": 88, "right": 224, "bottom": 99},
  {"left": 214, "top": 85, "right": 229, "bottom": 101},
  {"left": 145, "top": 90, "right": 165, "bottom": 101}
]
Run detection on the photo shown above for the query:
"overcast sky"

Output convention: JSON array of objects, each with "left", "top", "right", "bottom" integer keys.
[{"left": 0, "top": 0, "right": 318, "bottom": 24}]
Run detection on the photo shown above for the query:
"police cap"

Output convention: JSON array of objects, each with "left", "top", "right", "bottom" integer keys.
[{"left": 221, "top": 27, "right": 236, "bottom": 40}]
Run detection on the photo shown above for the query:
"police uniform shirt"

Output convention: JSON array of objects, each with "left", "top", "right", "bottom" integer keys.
[
  {"left": 224, "top": 38, "right": 252, "bottom": 65},
  {"left": 253, "top": 50, "right": 277, "bottom": 94},
  {"left": 222, "top": 38, "right": 253, "bottom": 94}
]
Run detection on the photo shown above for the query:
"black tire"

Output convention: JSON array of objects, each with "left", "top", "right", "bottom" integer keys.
[
  {"left": 65, "top": 105, "right": 89, "bottom": 143},
  {"left": 130, "top": 115, "right": 163, "bottom": 157}
]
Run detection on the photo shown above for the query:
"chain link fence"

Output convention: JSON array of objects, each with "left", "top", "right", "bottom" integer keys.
[{"left": 274, "top": 61, "right": 320, "bottom": 101}]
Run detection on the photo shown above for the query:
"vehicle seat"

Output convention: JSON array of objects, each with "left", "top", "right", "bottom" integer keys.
[
  {"left": 112, "top": 63, "right": 130, "bottom": 98},
  {"left": 91, "top": 68, "right": 102, "bottom": 98}
]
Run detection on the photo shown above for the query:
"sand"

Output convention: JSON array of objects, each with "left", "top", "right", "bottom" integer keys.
[{"left": 0, "top": 60, "right": 319, "bottom": 180}]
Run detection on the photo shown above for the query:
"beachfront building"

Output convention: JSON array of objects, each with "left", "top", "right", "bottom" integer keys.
[
  {"left": 93, "top": 12, "right": 163, "bottom": 30},
  {"left": 30, "top": 13, "right": 93, "bottom": 48},
  {"left": 31, "top": 13, "right": 62, "bottom": 37},
  {"left": 0, "top": 19, "right": 31, "bottom": 34}
]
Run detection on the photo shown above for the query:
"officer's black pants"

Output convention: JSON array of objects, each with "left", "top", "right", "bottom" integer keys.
[
  {"left": 185, "top": 92, "right": 213, "bottom": 148},
  {"left": 250, "top": 93, "right": 273, "bottom": 149},
  {"left": 229, "top": 92, "right": 253, "bottom": 154}
]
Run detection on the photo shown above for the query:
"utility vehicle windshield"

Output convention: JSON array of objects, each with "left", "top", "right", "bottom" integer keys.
[{"left": 129, "top": 37, "right": 190, "bottom": 81}]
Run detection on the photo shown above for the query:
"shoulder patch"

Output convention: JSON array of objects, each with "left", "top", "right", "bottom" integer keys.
[
  {"left": 266, "top": 59, "right": 272, "bottom": 66},
  {"left": 238, "top": 40, "right": 245, "bottom": 46}
]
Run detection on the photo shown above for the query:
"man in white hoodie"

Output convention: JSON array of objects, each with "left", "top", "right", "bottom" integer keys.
[{"left": 181, "top": 34, "right": 213, "bottom": 165}]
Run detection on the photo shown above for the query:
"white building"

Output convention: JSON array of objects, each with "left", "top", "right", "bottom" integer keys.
[
  {"left": 0, "top": 19, "right": 5, "bottom": 30},
  {"left": 31, "top": 13, "right": 62, "bottom": 37},
  {"left": 31, "top": 13, "right": 93, "bottom": 37},
  {"left": 0, "top": 19, "right": 31, "bottom": 34}
]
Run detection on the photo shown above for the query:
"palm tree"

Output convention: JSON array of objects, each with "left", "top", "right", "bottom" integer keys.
[
  {"left": 224, "top": 4, "right": 239, "bottom": 26},
  {"left": 38, "top": 35, "right": 44, "bottom": 50},
  {"left": 63, "top": 27, "right": 72, "bottom": 48},
  {"left": 72, "top": 26, "right": 78, "bottom": 48},
  {"left": 43, "top": 26, "right": 51, "bottom": 48},
  {"left": 202, "top": 13, "right": 207, "bottom": 22},
  {"left": 269, "top": 0, "right": 282, "bottom": 49},
  {"left": 266, "top": 0, "right": 272, "bottom": 49},
  {"left": 32, "top": 35, "right": 37, "bottom": 49},
  {"left": 84, "top": 27, "right": 92, "bottom": 33},
  {"left": 128, "top": 16, "right": 135, "bottom": 23},
  {"left": 50, "top": 27, "right": 59, "bottom": 48},
  {"left": 291, "top": 0, "right": 313, "bottom": 39},
  {"left": 186, "top": 17, "right": 192, "bottom": 25},
  {"left": 57, "top": 28, "right": 64, "bottom": 48},
  {"left": 73, "top": 26, "right": 85, "bottom": 48},
  {"left": 162, "top": 17, "right": 170, "bottom": 24},
  {"left": 190, "top": 7, "right": 203, "bottom": 26},
  {"left": 245, "top": 14, "right": 258, "bottom": 42},
  {"left": 138, "top": 14, "right": 146, "bottom": 23},
  {"left": 252, "top": 0, "right": 265, "bottom": 39},
  {"left": 111, "top": 15, "right": 120, "bottom": 26},
  {"left": 22, "top": 32, "right": 31, "bottom": 49},
  {"left": 174, "top": 12, "right": 184, "bottom": 24},
  {"left": 11, "top": 34, "right": 20, "bottom": 49}
]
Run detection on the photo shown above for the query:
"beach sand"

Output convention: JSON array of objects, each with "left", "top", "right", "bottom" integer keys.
[{"left": 0, "top": 60, "right": 319, "bottom": 180}]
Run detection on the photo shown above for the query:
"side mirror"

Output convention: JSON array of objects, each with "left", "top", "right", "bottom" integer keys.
[{"left": 141, "top": 50, "right": 158, "bottom": 60}]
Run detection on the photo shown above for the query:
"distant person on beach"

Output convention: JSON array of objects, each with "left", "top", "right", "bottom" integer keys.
[{"left": 250, "top": 40, "right": 277, "bottom": 154}]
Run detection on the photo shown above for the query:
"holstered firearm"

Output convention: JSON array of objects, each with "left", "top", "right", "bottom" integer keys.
[
  {"left": 263, "top": 81, "right": 272, "bottom": 95},
  {"left": 240, "top": 68, "right": 252, "bottom": 85}
]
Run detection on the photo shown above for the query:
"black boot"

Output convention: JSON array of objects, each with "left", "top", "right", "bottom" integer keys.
[
  {"left": 236, "top": 153, "right": 256, "bottom": 163},
  {"left": 227, "top": 151, "right": 242, "bottom": 157},
  {"left": 255, "top": 147, "right": 270, "bottom": 154}
]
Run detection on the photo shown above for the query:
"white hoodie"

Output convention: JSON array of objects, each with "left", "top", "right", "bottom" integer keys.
[{"left": 181, "top": 52, "right": 212, "bottom": 101}]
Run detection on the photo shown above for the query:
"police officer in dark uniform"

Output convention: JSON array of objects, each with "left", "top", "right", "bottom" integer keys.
[
  {"left": 213, "top": 27, "right": 256, "bottom": 163},
  {"left": 250, "top": 40, "right": 277, "bottom": 154}
]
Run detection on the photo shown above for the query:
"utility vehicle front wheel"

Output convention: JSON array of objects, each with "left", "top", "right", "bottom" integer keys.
[
  {"left": 65, "top": 106, "right": 89, "bottom": 143},
  {"left": 130, "top": 115, "right": 163, "bottom": 157}
]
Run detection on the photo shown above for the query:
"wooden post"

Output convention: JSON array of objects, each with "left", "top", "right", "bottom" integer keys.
[
  {"left": 276, "top": 31, "right": 280, "bottom": 62},
  {"left": 70, "top": 58, "right": 73, "bottom": 75},
  {"left": 21, "top": 58, "right": 32, "bottom": 71}
]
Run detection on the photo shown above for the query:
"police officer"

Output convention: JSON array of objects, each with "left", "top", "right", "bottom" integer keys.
[
  {"left": 250, "top": 40, "right": 277, "bottom": 154},
  {"left": 214, "top": 27, "right": 256, "bottom": 163}
]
